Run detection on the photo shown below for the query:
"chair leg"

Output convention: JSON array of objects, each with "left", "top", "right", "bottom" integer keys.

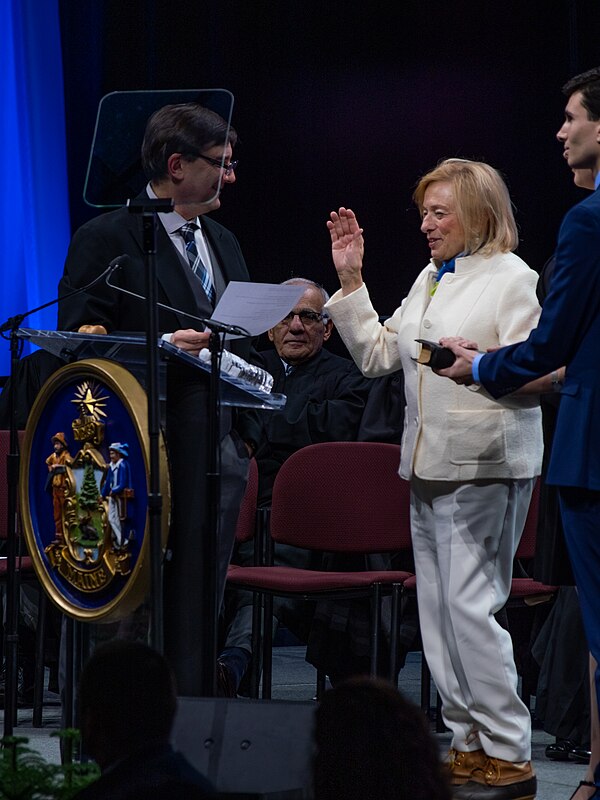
[
  {"left": 249, "top": 591, "right": 263, "bottom": 698},
  {"left": 32, "top": 588, "right": 47, "bottom": 727},
  {"left": 389, "top": 583, "right": 402, "bottom": 682},
  {"left": 316, "top": 668, "right": 326, "bottom": 701},
  {"left": 435, "top": 689, "right": 446, "bottom": 733},
  {"left": 63, "top": 616, "right": 75, "bottom": 741},
  {"left": 420, "top": 649, "right": 447, "bottom": 732},
  {"left": 420, "top": 651, "right": 432, "bottom": 718},
  {"left": 520, "top": 666, "right": 535, "bottom": 714},
  {"left": 369, "top": 583, "right": 381, "bottom": 678},
  {"left": 0, "top": 586, "right": 4, "bottom": 665},
  {"left": 261, "top": 593, "right": 274, "bottom": 699}
]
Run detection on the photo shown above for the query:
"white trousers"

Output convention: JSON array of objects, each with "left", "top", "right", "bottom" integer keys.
[{"left": 410, "top": 476, "right": 535, "bottom": 762}]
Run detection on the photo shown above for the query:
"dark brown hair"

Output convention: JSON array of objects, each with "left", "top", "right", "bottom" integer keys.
[
  {"left": 562, "top": 66, "right": 600, "bottom": 120},
  {"left": 141, "top": 103, "right": 237, "bottom": 181}
]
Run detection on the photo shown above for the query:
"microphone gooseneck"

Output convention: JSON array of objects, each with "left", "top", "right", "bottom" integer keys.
[
  {"left": 105, "top": 272, "right": 251, "bottom": 337},
  {"left": 0, "top": 254, "right": 131, "bottom": 335}
]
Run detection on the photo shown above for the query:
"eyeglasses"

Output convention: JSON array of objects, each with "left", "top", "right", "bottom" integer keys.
[
  {"left": 280, "top": 309, "right": 327, "bottom": 326},
  {"left": 195, "top": 153, "right": 239, "bottom": 176}
]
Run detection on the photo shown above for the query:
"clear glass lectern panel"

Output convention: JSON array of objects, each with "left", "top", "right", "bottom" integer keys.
[
  {"left": 19, "top": 329, "right": 154, "bottom": 393},
  {"left": 83, "top": 89, "right": 234, "bottom": 209},
  {"left": 18, "top": 329, "right": 286, "bottom": 411}
]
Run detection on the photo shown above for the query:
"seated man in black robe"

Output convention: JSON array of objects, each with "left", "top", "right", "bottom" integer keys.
[{"left": 219, "top": 278, "right": 406, "bottom": 695}]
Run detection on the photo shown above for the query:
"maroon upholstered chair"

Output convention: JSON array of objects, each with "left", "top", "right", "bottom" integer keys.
[
  {"left": 507, "top": 479, "right": 559, "bottom": 709},
  {"left": 232, "top": 456, "right": 259, "bottom": 545},
  {"left": 509, "top": 480, "right": 558, "bottom": 602},
  {"left": 226, "top": 456, "right": 264, "bottom": 695},
  {"left": 226, "top": 441, "right": 414, "bottom": 698}
]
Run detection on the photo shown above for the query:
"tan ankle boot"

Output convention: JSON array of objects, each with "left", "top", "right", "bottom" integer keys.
[
  {"left": 453, "top": 756, "right": 536, "bottom": 800},
  {"left": 446, "top": 748, "right": 486, "bottom": 785}
]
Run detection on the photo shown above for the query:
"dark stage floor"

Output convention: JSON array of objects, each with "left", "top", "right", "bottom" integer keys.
[{"left": 2, "top": 646, "right": 586, "bottom": 799}]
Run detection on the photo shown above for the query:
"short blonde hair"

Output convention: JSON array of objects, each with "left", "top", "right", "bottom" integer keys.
[{"left": 412, "top": 158, "right": 519, "bottom": 257}]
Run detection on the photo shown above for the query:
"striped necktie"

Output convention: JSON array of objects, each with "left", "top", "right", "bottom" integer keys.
[{"left": 180, "top": 222, "right": 216, "bottom": 305}]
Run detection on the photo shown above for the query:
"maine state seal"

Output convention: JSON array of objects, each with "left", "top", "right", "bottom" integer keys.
[{"left": 20, "top": 359, "right": 169, "bottom": 622}]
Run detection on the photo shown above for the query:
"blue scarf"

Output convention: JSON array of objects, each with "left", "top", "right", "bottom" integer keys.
[
  {"left": 436, "top": 257, "right": 456, "bottom": 282},
  {"left": 430, "top": 256, "right": 457, "bottom": 296}
]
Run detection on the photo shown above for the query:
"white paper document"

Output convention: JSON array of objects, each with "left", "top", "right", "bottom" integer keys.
[{"left": 210, "top": 281, "right": 306, "bottom": 338}]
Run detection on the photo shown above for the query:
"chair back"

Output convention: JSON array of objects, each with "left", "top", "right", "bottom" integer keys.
[
  {"left": 0, "top": 429, "right": 26, "bottom": 543},
  {"left": 269, "top": 442, "right": 410, "bottom": 553},
  {"left": 514, "top": 479, "right": 541, "bottom": 560},
  {"left": 234, "top": 457, "right": 259, "bottom": 543}
]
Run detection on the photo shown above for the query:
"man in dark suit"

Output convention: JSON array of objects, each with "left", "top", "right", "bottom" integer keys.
[
  {"left": 58, "top": 103, "right": 252, "bottom": 696},
  {"left": 439, "top": 67, "right": 600, "bottom": 799}
]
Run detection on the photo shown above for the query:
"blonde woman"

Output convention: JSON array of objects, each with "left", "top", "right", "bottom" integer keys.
[{"left": 326, "top": 159, "right": 542, "bottom": 800}]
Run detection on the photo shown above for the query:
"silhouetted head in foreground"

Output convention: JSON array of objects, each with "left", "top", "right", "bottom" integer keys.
[
  {"left": 313, "top": 677, "right": 451, "bottom": 800},
  {"left": 78, "top": 640, "right": 177, "bottom": 771}
]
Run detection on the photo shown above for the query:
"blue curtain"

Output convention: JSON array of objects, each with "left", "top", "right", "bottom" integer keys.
[{"left": 0, "top": 0, "right": 70, "bottom": 377}]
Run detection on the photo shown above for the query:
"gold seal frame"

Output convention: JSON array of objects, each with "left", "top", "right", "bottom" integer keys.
[{"left": 20, "top": 358, "right": 170, "bottom": 622}]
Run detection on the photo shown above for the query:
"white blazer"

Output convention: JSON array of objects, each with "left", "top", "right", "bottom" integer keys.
[{"left": 326, "top": 251, "right": 543, "bottom": 482}]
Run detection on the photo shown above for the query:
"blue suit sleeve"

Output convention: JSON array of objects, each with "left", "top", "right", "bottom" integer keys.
[
  {"left": 479, "top": 196, "right": 600, "bottom": 397},
  {"left": 472, "top": 353, "right": 483, "bottom": 383}
]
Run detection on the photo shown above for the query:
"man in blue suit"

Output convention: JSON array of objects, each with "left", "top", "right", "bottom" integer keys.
[{"left": 439, "top": 66, "right": 600, "bottom": 799}]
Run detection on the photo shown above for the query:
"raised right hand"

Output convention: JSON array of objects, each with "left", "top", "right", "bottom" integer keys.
[{"left": 327, "top": 207, "right": 365, "bottom": 294}]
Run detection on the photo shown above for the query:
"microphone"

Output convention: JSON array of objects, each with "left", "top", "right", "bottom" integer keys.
[
  {"left": 106, "top": 254, "right": 130, "bottom": 276},
  {"left": 0, "top": 255, "right": 131, "bottom": 335},
  {"left": 105, "top": 272, "right": 251, "bottom": 338}
]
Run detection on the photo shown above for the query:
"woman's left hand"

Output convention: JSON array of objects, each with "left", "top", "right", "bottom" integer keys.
[
  {"left": 439, "top": 336, "right": 479, "bottom": 351},
  {"left": 436, "top": 338, "right": 479, "bottom": 384}
]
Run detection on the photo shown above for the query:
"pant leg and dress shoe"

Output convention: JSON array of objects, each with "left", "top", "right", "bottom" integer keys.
[
  {"left": 0, "top": 663, "right": 34, "bottom": 708},
  {"left": 570, "top": 745, "right": 592, "bottom": 765},
  {"left": 216, "top": 660, "right": 238, "bottom": 698},
  {"left": 545, "top": 738, "right": 578, "bottom": 761},
  {"left": 216, "top": 647, "right": 252, "bottom": 698},
  {"left": 545, "top": 738, "right": 591, "bottom": 764},
  {"left": 452, "top": 756, "right": 536, "bottom": 800}
]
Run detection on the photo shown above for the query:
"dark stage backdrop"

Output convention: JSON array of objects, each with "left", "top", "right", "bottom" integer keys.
[{"left": 58, "top": 0, "right": 600, "bottom": 320}]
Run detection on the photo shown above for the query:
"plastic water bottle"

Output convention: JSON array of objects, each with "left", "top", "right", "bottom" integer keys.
[{"left": 198, "top": 348, "right": 274, "bottom": 393}]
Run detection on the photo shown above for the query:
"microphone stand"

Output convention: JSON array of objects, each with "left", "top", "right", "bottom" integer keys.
[
  {"left": 205, "top": 329, "right": 222, "bottom": 696},
  {"left": 0, "top": 256, "right": 129, "bottom": 737},
  {"left": 105, "top": 272, "right": 250, "bottom": 339},
  {"left": 2, "top": 327, "right": 24, "bottom": 735},
  {"left": 127, "top": 197, "right": 174, "bottom": 657},
  {"left": 106, "top": 266, "right": 251, "bottom": 695}
]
